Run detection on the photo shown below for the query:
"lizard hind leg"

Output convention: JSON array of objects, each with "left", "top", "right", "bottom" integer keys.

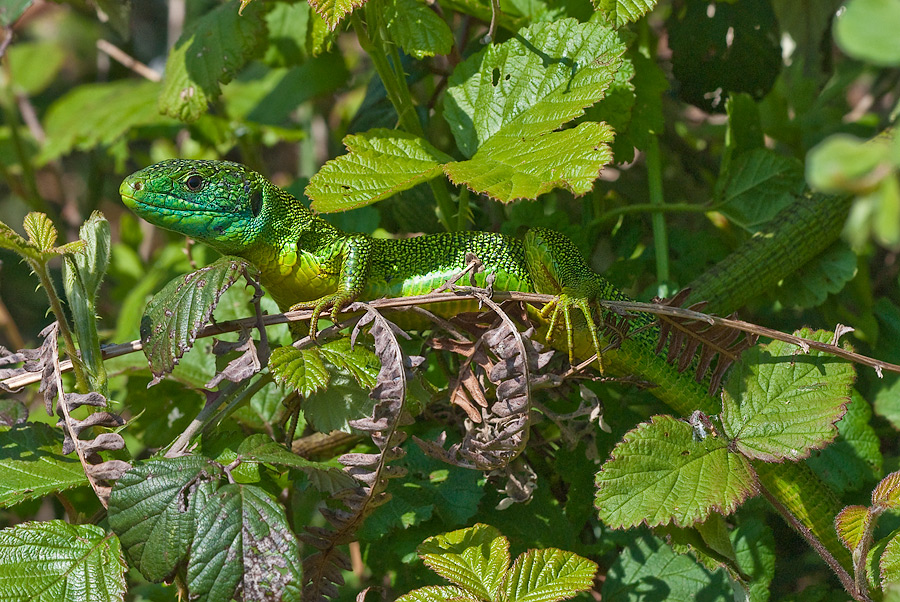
[{"left": 524, "top": 228, "right": 608, "bottom": 371}]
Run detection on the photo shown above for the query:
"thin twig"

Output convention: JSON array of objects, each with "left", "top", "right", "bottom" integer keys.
[
  {"left": 96, "top": 39, "right": 162, "bottom": 82},
  {"left": 6, "top": 289, "right": 900, "bottom": 390}
]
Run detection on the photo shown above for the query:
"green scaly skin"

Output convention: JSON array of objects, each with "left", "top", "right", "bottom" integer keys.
[{"left": 121, "top": 159, "right": 851, "bottom": 573}]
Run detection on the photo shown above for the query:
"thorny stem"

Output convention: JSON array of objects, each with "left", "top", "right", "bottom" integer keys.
[
  {"left": 30, "top": 260, "right": 90, "bottom": 393},
  {"left": 352, "top": 6, "right": 457, "bottom": 231},
  {"left": 758, "top": 482, "right": 867, "bottom": 601},
  {"left": 8, "top": 290, "right": 900, "bottom": 390}
]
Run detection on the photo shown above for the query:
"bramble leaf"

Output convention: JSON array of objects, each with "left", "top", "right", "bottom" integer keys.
[
  {"left": 835, "top": 505, "right": 869, "bottom": 553},
  {"left": 0, "top": 521, "right": 126, "bottom": 602},
  {"left": 721, "top": 328, "right": 855, "bottom": 462},
  {"left": 396, "top": 585, "right": 480, "bottom": 602},
  {"left": 442, "top": 19, "right": 624, "bottom": 202},
  {"left": 39, "top": 81, "right": 174, "bottom": 164},
  {"left": 601, "top": 534, "right": 731, "bottom": 601},
  {"left": 159, "top": 1, "right": 267, "bottom": 122},
  {"left": 187, "top": 483, "right": 301, "bottom": 602},
  {"left": 140, "top": 256, "right": 258, "bottom": 384},
  {"left": 108, "top": 455, "right": 302, "bottom": 601},
  {"left": 873, "top": 470, "right": 900, "bottom": 509},
  {"left": 594, "top": 415, "right": 757, "bottom": 528},
  {"left": 806, "top": 134, "right": 894, "bottom": 194},
  {"left": 22, "top": 212, "right": 57, "bottom": 253},
  {"left": 503, "top": 548, "right": 597, "bottom": 602},
  {"left": 834, "top": 0, "right": 900, "bottom": 66},
  {"left": 317, "top": 337, "right": 380, "bottom": 388},
  {"left": 418, "top": 523, "right": 509, "bottom": 599},
  {"left": 307, "top": 129, "right": 453, "bottom": 212},
  {"left": 882, "top": 530, "right": 900, "bottom": 590},
  {"left": 269, "top": 346, "right": 329, "bottom": 397},
  {"left": 718, "top": 148, "right": 805, "bottom": 230},
  {"left": 772, "top": 241, "right": 858, "bottom": 309},
  {"left": 807, "top": 391, "right": 881, "bottom": 494},
  {"left": 308, "top": 0, "right": 362, "bottom": 30},
  {"left": 592, "top": 0, "right": 656, "bottom": 26},
  {"left": 384, "top": 0, "right": 453, "bottom": 59},
  {"left": 0, "top": 424, "right": 89, "bottom": 508},
  {"left": 108, "top": 456, "right": 223, "bottom": 581},
  {"left": 236, "top": 434, "right": 358, "bottom": 493}
]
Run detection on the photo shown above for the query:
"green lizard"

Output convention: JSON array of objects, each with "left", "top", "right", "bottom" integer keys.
[{"left": 120, "top": 158, "right": 853, "bottom": 575}]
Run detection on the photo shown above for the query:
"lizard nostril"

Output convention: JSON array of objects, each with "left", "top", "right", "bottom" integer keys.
[{"left": 132, "top": 181, "right": 142, "bottom": 191}]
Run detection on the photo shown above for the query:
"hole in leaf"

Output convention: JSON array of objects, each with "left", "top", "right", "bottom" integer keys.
[{"left": 492, "top": 68, "right": 501, "bottom": 86}]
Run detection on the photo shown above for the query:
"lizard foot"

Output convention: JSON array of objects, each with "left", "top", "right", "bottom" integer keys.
[
  {"left": 541, "top": 293, "right": 604, "bottom": 372},
  {"left": 289, "top": 294, "right": 353, "bottom": 341}
]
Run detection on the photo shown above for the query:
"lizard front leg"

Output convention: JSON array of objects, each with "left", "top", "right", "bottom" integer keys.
[{"left": 288, "top": 235, "right": 373, "bottom": 337}]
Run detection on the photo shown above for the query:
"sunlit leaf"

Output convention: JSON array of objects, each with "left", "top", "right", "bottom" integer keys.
[
  {"left": 595, "top": 415, "right": 757, "bottom": 528},
  {"left": 721, "top": 329, "right": 855, "bottom": 462},
  {"left": 418, "top": 524, "right": 509, "bottom": 599},
  {"left": 443, "top": 19, "right": 624, "bottom": 202},
  {"left": 0, "top": 521, "right": 126, "bottom": 602},
  {"left": 307, "top": 129, "right": 453, "bottom": 212},
  {"left": 0, "top": 424, "right": 88, "bottom": 507},
  {"left": 159, "top": 1, "right": 267, "bottom": 122}
]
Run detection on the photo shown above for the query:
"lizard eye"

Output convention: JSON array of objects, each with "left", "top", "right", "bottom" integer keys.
[{"left": 185, "top": 174, "right": 204, "bottom": 192}]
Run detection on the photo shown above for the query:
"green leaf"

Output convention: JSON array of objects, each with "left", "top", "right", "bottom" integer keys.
[
  {"left": 595, "top": 415, "right": 757, "bottom": 528},
  {"left": 108, "top": 456, "right": 224, "bottom": 582},
  {"left": 140, "top": 256, "right": 257, "bottom": 384},
  {"left": 384, "top": 0, "right": 453, "bottom": 59},
  {"left": 307, "top": 129, "right": 453, "bottom": 212},
  {"left": 806, "top": 133, "right": 893, "bottom": 194},
  {"left": 601, "top": 534, "right": 731, "bottom": 601},
  {"left": 444, "top": 122, "right": 614, "bottom": 202},
  {"left": 873, "top": 470, "right": 900, "bottom": 509},
  {"left": 236, "top": 433, "right": 358, "bottom": 493},
  {"left": 882, "top": 530, "right": 900, "bottom": 589},
  {"left": 6, "top": 41, "right": 66, "bottom": 95},
  {"left": 269, "top": 346, "right": 329, "bottom": 397},
  {"left": 418, "top": 523, "right": 510, "bottom": 599},
  {"left": 109, "top": 454, "right": 301, "bottom": 601},
  {"left": 22, "top": 212, "right": 57, "bottom": 253},
  {"left": 835, "top": 505, "right": 869, "bottom": 552},
  {"left": 63, "top": 211, "right": 111, "bottom": 391},
  {"left": 0, "top": 218, "right": 43, "bottom": 261},
  {"left": 835, "top": 0, "right": 900, "bottom": 66},
  {"left": 0, "top": 521, "right": 126, "bottom": 602},
  {"left": 0, "top": 424, "right": 89, "bottom": 508},
  {"left": 297, "top": 371, "right": 376, "bottom": 433},
  {"left": 806, "top": 391, "right": 881, "bottom": 494},
  {"left": 159, "top": 1, "right": 267, "bottom": 122},
  {"left": 503, "top": 548, "right": 597, "bottom": 602},
  {"left": 442, "top": 19, "right": 623, "bottom": 202},
  {"left": 317, "top": 337, "right": 380, "bottom": 388},
  {"left": 0, "top": 0, "right": 31, "bottom": 26},
  {"left": 359, "top": 442, "right": 484, "bottom": 539},
  {"left": 718, "top": 148, "right": 805, "bottom": 230},
  {"left": 731, "top": 518, "right": 776, "bottom": 602},
  {"left": 307, "top": 0, "right": 362, "bottom": 30},
  {"left": 187, "top": 483, "right": 301, "bottom": 602},
  {"left": 721, "top": 328, "right": 855, "bottom": 462},
  {"left": 592, "top": 0, "right": 656, "bottom": 26},
  {"left": 396, "top": 585, "right": 481, "bottom": 602},
  {"left": 772, "top": 240, "right": 858, "bottom": 310},
  {"left": 38, "top": 80, "right": 174, "bottom": 164}
]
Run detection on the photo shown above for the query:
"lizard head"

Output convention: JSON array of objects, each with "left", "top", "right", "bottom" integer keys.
[{"left": 120, "top": 159, "right": 284, "bottom": 255}]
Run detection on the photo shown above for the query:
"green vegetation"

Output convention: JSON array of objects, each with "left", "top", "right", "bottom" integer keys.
[{"left": 1, "top": 0, "right": 900, "bottom": 600}]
